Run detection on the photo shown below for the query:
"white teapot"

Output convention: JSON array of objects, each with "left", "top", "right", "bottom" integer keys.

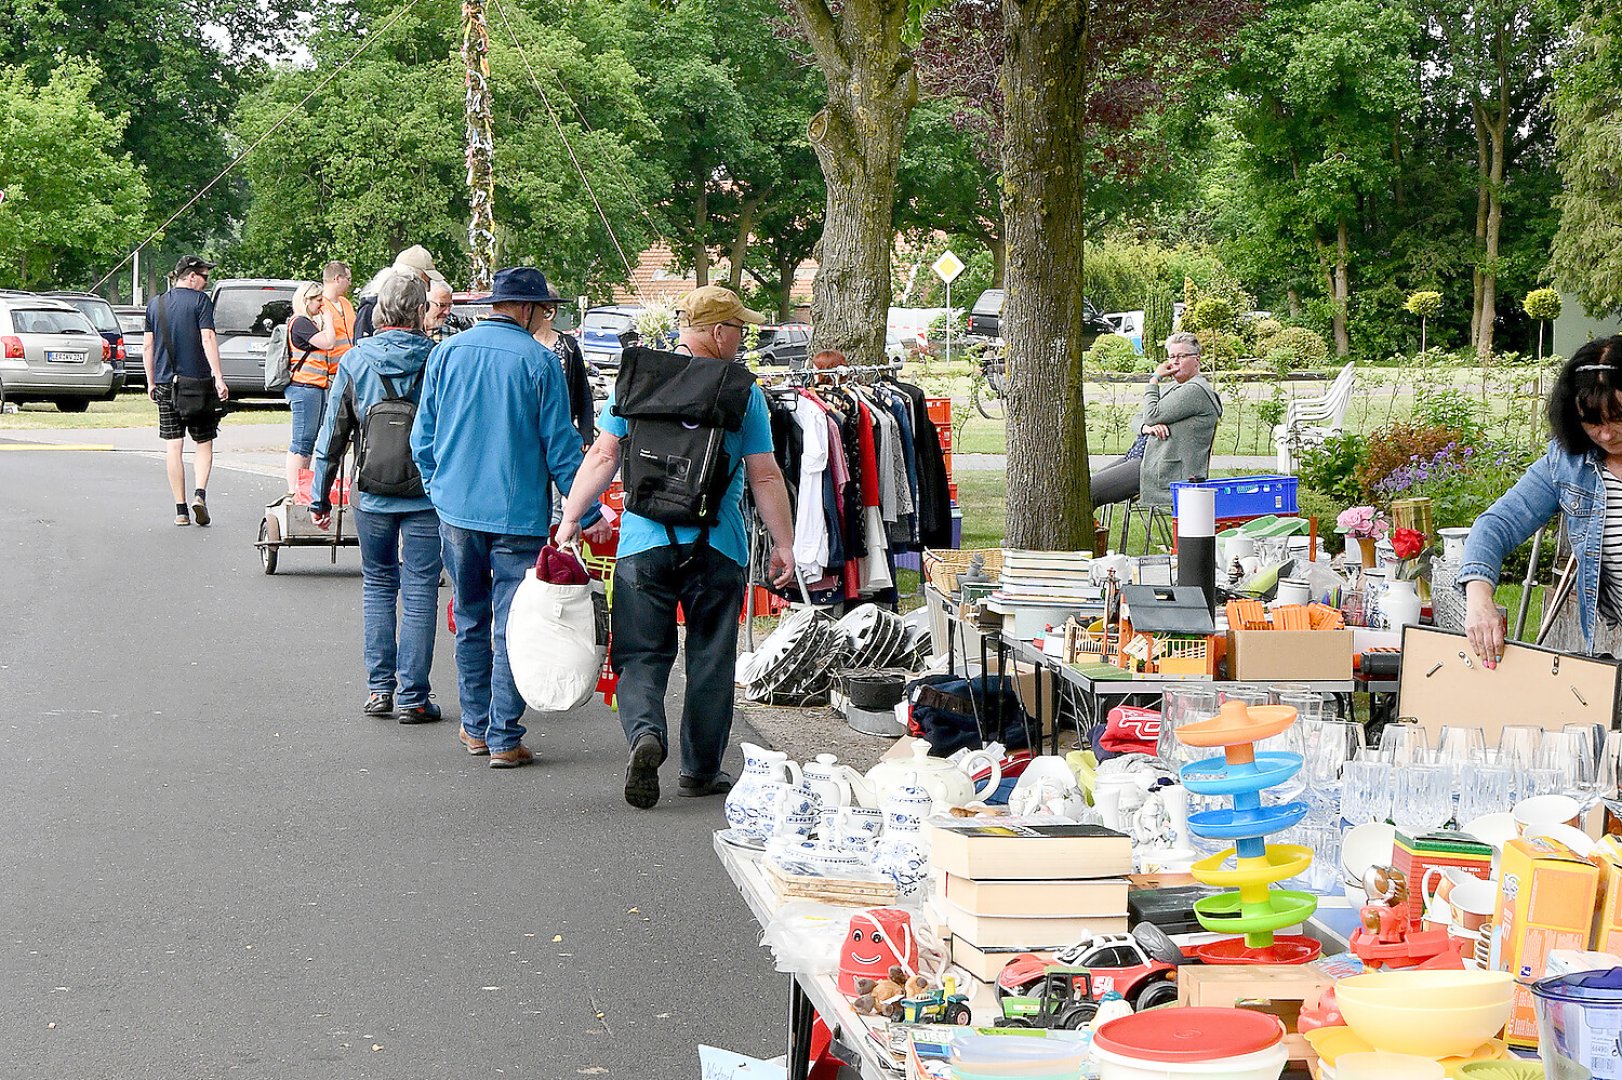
[{"left": 853, "top": 740, "right": 1002, "bottom": 813}]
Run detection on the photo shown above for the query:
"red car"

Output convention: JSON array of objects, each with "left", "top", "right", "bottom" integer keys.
[{"left": 997, "top": 929, "right": 1185, "bottom": 1010}]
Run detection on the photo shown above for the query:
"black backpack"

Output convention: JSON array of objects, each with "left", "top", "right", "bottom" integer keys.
[
  {"left": 348, "top": 373, "right": 424, "bottom": 498},
  {"left": 612, "top": 346, "right": 756, "bottom": 536}
]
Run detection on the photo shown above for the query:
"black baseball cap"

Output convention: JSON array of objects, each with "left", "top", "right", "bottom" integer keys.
[{"left": 174, "top": 255, "right": 216, "bottom": 276}]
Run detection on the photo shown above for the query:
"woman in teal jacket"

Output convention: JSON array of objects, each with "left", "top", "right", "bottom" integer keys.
[{"left": 309, "top": 272, "right": 443, "bottom": 724}]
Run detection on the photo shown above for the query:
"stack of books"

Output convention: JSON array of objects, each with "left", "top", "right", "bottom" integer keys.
[
  {"left": 927, "top": 820, "right": 1132, "bottom": 983},
  {"left": 985, "top": 550, "right": 1102, "bottom": 637}
]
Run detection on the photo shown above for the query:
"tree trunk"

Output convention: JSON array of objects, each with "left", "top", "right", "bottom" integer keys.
[
  {"left": 1287, "top": 288, "right": 1301, "bottom": 320},
  {"left": 1002, "top": 0, "right": 1090, "bottom": 550},
  {"left": 1470, "top": 115, "right": 1489, "bottom": 349},
  {"left": 728, "top": 193, "right": 764, "bottom": 292},
  {"left": 692, "top": 182, "right": 710, "bottom": 288},
  {"left": 1332, "top": 216, "right": 1351, "bottom": 358},
  {"left": 989, "top": 229, "right": 1007, "bottom": 288},
  {"left": 1477, "top": 41, "right": 1510, "bottom": 358},
  {"left": 776, "top": 246, "right": 798, "bottom": 323},
  {"left": 790, "top": 0, "right": 915, "bottom": 365}
]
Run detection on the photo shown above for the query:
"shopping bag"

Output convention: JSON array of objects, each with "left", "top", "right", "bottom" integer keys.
[{"left": 507, "top": 547, "right": 603, "bottom": 712}]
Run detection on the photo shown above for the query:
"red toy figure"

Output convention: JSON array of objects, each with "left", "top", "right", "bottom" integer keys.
[
  {"left": 1350, "top": 865, "right": 1469, "bottom": 970},
  {"left": 838, "top": 908, "right": 917, "bottom": 996},
  {"left": 1358, "top": 866, "right": 1410, "bottom": 945}
]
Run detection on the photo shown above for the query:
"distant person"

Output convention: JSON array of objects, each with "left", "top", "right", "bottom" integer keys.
[
  {"left": 425, "top": 280, "right": 459, "bottom": 343},
  {"left": 531, "top": 298, "right": 594, "bottom": 450},
  {"left": 557, "top": 284, "right": 796, "bottom": 809},
  {"left": 308, "top": 273, "right": 444, "bottom": 723},
  {"left": 1090, "top": 332, "right": 1222, "bottom": 507},
  {"left": 411, "top": 267, "right": 611, "bottom": 769},
  {"left": 315, "top": 260, "right": 356, "bottom": 366},
  {"left": 143, "top": 255, "right": 229, "bottom": 527},
  {"left": 355, "top": 246, "right": 448, "bottom": 340},
  {"left": 282, "top": 281, "right": 341, "bottom": 498}
]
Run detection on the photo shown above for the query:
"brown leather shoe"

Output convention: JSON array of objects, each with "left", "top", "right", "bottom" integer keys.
[
  {"left": 459, "top": 728, "right": 489, "bottom": 756},
  {"left": 488, "top": 743, "right": 534, "bottom": 769}
]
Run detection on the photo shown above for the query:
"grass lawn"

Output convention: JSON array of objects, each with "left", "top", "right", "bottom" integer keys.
[{"left": 0, "top": 393, "right": 285, "bottom": 430}]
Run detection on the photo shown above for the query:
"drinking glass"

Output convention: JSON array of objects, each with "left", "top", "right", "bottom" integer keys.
[
  {"left": 1435, "top": 725, "right": 1489, "bottom": 795},
  {"left": 1157, "top": 688, "right": 1218, "bottom": 772},
  {"left": 1391, "top": 763, "right": 1452, "bottom": 833},
  {"left": 1456, "top": 763, "right": 1516, "bottom": 824},
  {"left": 1342, "top": 759, "right": 1393, "bottom": 825},
  {"left": 1258, "top": 722, "right": 1307, "bottom": 806},
  {"left": 1296, "top": 822, "right": 1343, "bottom": 894},
  {"left": 1378, "top": 723, "right": 1432, "bottom": 767},
  {"left": 1496, "top": 725, "right": 1542, "bottom": 772},
  {"left": 1566, "top": 723, "right": 1608, "bottom": 810},
  {"left": 1219, "top": 685, "right": 1270, "bottom": 711},
  {"left": 1601, "top": 729, "right": 1622, "bottom": 803},
  {"left": 1268, "top": 683, "right": 1313, "bottom": 705},
  {"left": 1538, "top": 728, "right": 1598, "bottom": 803},
  {"left": 1279, "top": 691, "right": 1326, "bottom": 725}
]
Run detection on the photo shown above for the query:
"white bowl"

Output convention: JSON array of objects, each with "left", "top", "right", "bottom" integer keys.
[
  {"left": 1341, "top": 821, "right": 1397, "bottom": 882},
  {"left": 1460, "top": 812, "right": 1517, "bottom": 850},
  {"left": 1525, "top": 821, "right": 1596, "bottom": 857},
  {"left": 1513, "top": 794, "right": 1581, "bottom": 834}
]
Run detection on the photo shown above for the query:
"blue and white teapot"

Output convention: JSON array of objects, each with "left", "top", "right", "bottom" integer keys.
[{"left": 871, "top": 771, "right": 934, "bottom": 901}]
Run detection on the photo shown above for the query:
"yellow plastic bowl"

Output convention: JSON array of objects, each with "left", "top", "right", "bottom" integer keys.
[
  {"left": 1335, "top": 970, "right": 1514, "bottom": 1009},
  {"left": 1336, "top": 978, "right": 1512, "bottom": 1059}
]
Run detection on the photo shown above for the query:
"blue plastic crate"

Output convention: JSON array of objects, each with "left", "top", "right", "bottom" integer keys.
[{"left": 1170, "top": 475, "right": 1299, "bottom": 519}]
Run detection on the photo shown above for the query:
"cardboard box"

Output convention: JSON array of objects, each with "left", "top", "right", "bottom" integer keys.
[
  {"left": 1392, "top": 831, "right": 1493, "bottom": 928},
  {"left": 1225, "top": 629, "right": 1353, "bottom": 681},
  {"left": 1590, "top": 835, "right": 1622, "bottom": 958},
  {"left": 1492, "top": 836, "right": 1601, "bottom": 1048}
]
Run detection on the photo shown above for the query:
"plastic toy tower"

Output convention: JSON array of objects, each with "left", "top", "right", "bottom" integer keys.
[{"left": 1176, "top": 700, "right": 1319, "bottom": 963}]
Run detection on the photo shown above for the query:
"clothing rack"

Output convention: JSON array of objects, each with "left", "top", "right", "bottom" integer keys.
[{"left": 762, "top": 361, "right": 903, "bottom": 390}]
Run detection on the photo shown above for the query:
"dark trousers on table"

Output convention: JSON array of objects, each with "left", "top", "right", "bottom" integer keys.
[{"left": 610, "top": 544, "right": 745, "bottom": 781}]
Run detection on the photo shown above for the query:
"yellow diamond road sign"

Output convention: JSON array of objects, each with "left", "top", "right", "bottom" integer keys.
[{"left": 932, "top": 250, "right": 964, "bottom": 284}]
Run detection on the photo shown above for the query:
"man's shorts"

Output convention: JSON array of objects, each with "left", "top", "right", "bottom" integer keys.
[{"left": 153, "top": 382, "right": 220, "bottom": 443}]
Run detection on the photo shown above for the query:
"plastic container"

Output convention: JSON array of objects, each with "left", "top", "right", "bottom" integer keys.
[
  {"left": 1091, "top": 1008, "right": 1288, "bottom": 1080},
  {"left": 1332, "top": 1052, "right": 1444, "bottom": 1080},
  {"left": 1170, "top": 475, "right": 1299, "bottom": 519},
  {"left": 949, "top": 1032, "right": 1086, "bottom": 1078},
  {"left": 1534, "top": 967, "right": 1622, "bottom": 1079},
  {"left": 1335, "top": 969, "right": 1513, "bottom": 1058}
]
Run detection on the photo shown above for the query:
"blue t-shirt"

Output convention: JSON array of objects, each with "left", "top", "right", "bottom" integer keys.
[
  {"left": 599, "top": 383, "right": 774, "bottom": 567},
  {"left": 144, "top": 287, "right": 216, "bottom": 382}
]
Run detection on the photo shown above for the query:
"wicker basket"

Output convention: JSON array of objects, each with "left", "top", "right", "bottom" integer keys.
[{"left": 922, "top": 547, "right": 1004, "bottom": 595}]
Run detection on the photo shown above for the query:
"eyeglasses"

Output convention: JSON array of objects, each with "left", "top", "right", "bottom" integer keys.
[
  {"left": 1167, "top": 352, "right": 1199, "bottom": 360},
  {"left": 720, "top": 321, "right": 748, "bottom": 331}
]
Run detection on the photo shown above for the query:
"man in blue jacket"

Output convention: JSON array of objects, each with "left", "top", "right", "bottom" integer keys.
[{"left": 411, "top": 267, "right": 609, "bottom": 769}]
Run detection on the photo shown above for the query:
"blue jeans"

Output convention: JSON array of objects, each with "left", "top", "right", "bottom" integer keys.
[
  {"left": 439, "top": 524, "right": 544, "bottom": 752},
  {"left": 353, "top": 507, "right": 443, "bottom": 706},
  {"left": 285, "top": 382, "right": 327, "bottom": 457},
  {"left": 611, "top": 545, "right": 745, "bottom": 781}
]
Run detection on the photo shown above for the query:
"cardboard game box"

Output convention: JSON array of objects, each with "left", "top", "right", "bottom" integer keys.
[{"left": 1492, "top": 836, "right": 1601, "bottom": 1048}]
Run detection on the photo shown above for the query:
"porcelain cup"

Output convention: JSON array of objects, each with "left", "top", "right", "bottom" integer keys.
[{"left": 1513, "top": 793, "right": 1581, "bottom": 834}]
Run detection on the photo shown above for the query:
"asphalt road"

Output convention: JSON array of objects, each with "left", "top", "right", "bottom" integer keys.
[{"left": 0, "top": 445, "right": 781, "bottom": 1077}]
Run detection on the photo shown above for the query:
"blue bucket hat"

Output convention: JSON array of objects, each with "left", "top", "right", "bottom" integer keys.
[{"left": 479, "top": 266, "right": 565, "bottom": 304}]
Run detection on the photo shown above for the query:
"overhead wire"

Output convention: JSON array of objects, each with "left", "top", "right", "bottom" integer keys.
[
  {"left": 90, "top": 0, "right": 430, "bottom": 294},
  {"left": 489, "top": 0, "right": 644, "bottom": 295}
]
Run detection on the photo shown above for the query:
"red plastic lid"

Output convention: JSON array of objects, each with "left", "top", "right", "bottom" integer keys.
[
  {"left": 1092, "top": 1007, "right": 1285, "bottom": 1062},
  {"left": 1195, "top": 935, "right": 1322, "bottom": 966}
]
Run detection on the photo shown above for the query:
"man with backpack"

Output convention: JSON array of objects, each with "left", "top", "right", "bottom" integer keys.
[
  {"left": 557, "top": 284, "right": 796, "bottom": 809},
  {"left": 411, "top": 267, "right": 611, "bottom": 768},
  {"left": 308, "top": 272, "right": 445, "bottom": 724}
]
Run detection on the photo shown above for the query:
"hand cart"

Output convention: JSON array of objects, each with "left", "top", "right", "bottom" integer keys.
[{"left": 255, "top": 466, "right": 358, "bottom": 575}]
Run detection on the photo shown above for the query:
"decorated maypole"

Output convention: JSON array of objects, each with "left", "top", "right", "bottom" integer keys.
[{"left": 461, "top": 0, "right": 497, "bottom": 291}]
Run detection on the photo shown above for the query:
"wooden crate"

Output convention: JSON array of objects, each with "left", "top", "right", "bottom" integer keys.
[{"left": 1176, "top": 963, "right": 1333, "bottom": 1066}]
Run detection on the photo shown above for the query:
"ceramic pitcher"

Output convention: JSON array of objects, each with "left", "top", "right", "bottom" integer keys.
[
  {"left": 804, "top": 753, "right": 854, "bottom": 812},
  {"left": 725, "top": 742, "right": 804, "bottom": 839},
  {"left": 871, "top": 772, "right": 934, "bottom": 901}
]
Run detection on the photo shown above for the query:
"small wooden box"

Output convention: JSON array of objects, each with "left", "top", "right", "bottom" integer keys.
[{"left": 1176, "top": 963, "right": 1333, "bottom": 1066}]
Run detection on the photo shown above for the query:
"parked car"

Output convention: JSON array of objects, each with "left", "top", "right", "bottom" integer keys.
[
  {"left": 748, "top": 323, "right": 813, "bottom": 369},
  {"left": 1101, "top": 310, "right": 1145, "bottom": 354},
  {"left": 208, "top": 278, "right": 299, "bottom": 397},
  {"left": 0, "top": 294, "right": 118, "bottom": 411},
  {"left": 578, "top": 305, "right": 643, "bottom": 371},
  {"left": 885, "top": 326, "right": 909, "bottom": 365},
  {"left": 114, "top": 305, "right": 146, "bottom": 389},
  {"left": 46, "top": 292, "right": 125, "bottom": 393},
  {"left": 967, "top": 288, "right": 1112, "bottom": 344}
]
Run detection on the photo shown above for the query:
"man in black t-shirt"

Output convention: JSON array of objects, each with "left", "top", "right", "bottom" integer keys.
[{"left": 143, "top": 255, "right": 230, "bottom": 527}]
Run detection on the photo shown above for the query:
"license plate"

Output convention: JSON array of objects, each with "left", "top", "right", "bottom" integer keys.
[
  {"left": 585, "top": 351, "right": 614, "bottom": 365},
  {"left": 46, "top": 350, "right": 85, "bottom": 364}
]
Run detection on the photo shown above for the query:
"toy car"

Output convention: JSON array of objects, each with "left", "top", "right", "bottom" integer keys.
[
  {"left": 998, "top": 927, "right": 1184, "bottom": 1010},
  {"left": 898, "top": 977, "right": 973, "bottom": 1026},
  {"left": 998, "top": 964, "right": 1099, "bottom": 1029}
]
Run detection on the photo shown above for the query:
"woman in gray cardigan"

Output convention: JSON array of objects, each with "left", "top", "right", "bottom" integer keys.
[{"left": 1091, "top": 332, "right": 1224, "bottom": 506}]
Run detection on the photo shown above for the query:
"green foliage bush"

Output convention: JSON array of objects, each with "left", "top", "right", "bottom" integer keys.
[
  {"left": 1414, "top": 385, "right": 1483, "bottom": 442},
  {"left": 1256, "top": 326, "right": 1330, "bottom": 367},
  {"left": 1523, "top": 288, "right": 1562, "bottom": 322},
  {"left": 1184, "top": 296, "right": 1237, "bottom": 334},
  {"left": 1144, "top": 290, "right": 1174, "bottom": 364},
  {"left": 1356, "top": 422, "right": 1465, "bottom": 501},
  {"left": 1296, "top": 486, "right": 1348, "bottom": 555},
  {"left": 1085, "top": 332, "right": 1144, "bottom": 372},
  {"left": 1194, "top": 329, "right": 1247, "bottom": 367},
  {"left": 1297, "top": 432, "right": 1368, "bottom": 503},
  {"left": 1249, "top": 317, "right": 1284, "bottom": 344},
  {"left": 1405, "top": 290, "right": 1443, "bottom": 318}
]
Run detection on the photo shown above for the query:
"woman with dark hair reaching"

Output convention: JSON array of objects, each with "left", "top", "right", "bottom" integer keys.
[{"left": 1458, "top": 335, "right": 1622, "bottom": 664}]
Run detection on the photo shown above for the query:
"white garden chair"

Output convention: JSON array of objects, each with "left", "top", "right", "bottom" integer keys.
[{"left": 1274, "top": 361, "right": 1357, "bottom": 473}]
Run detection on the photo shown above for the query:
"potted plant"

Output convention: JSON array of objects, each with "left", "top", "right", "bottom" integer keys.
[{"left": 1336, "top": 506, "right": 1390, "bottom": 567}]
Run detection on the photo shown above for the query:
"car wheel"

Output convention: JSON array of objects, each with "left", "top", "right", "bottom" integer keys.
[
  {"left": 997, "top": 1017, "right": 1032, "bottom": 1029},
  {"left": 259, "top": 517, "right": 280, "bottom": 575},
  {"left": 55, "top": 398, "right": 90, "bottom": 413},
  {"left": 972, "top": 377, "right": 1005, "bottom": 420},
  {"left": 1134, "top": 980, "right": 1179, "bottom": 1010}
]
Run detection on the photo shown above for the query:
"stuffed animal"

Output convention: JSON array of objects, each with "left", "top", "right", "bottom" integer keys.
[{"left": 851, "top": 966, "right": 908, "bottom": 1016}]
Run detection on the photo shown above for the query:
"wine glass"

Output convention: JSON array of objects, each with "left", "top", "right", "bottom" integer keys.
[
  {"left": 1379, "top": 722, "right": 1432, "bottom": 767},
  {"left": 1538, "top": 728, "right": 1598, "bottom": 804},
  {"left": 1435, "top": 725, "right": 1489, "bottom": 797}
]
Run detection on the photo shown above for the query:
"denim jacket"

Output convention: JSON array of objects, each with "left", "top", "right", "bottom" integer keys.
[{"left": 1457, "top": 439, "right": 1606, "bottom": 653}]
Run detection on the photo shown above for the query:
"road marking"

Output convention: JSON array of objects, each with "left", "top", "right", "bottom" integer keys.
[{"left": 0, "top": 441, "right": 117, "bottom": 450}]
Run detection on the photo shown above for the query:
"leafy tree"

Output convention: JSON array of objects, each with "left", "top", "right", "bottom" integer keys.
[
  {"left": 1221, "top": 0, "right": 1420, "bottom": 357},
  {"left": 232, "top": 1, "right": 656, "bottom": 296},
  {"left": 1405, "top": 289, "right": 1442, "bottom": 350},
  {"left": 0, "top": 62, "right": 149, "bottom": 289},
  {"left": 1549, "top": 3, "right": 1622, "bottom": 319},
  {"left": 1523, "top": 287, "right": 1561, "bottom": 359}
]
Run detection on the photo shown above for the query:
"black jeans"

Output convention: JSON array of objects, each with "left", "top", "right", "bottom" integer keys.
[
  {"left": 1090, "top": 456, "right": 1142, "bottom": 506},
  {"left": 611, "top": 544, "right": 746, "bottom": 781}
]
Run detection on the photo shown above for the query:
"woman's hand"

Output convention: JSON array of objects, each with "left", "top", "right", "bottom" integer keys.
[{"left": 1463, "top": 579, "right": 1505, "bottom": 669}]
